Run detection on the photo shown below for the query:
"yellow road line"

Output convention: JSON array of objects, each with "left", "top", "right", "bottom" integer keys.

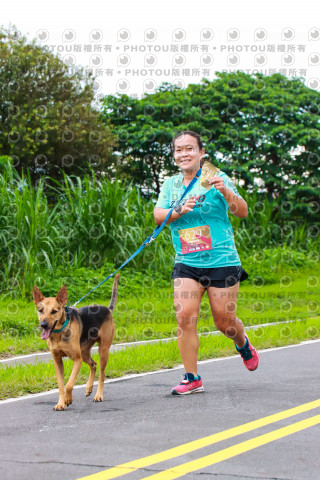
[
  {"left": 146, "top": 414, "right": 320, "bottom": 479},
  {"left": 78, "top": 399, "right": 320, "bottom": 480}
]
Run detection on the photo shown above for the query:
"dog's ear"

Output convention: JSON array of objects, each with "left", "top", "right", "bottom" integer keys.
[
  {"left": 56, "top": 285, "right": 67, "bottom": 305},
  {"left": 33, "top": 286, "right": 44, "bottom": 304}
]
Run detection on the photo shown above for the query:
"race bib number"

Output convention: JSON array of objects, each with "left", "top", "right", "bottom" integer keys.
[{"left": 178, "top": 225, "right": 213, "bottom": 254}]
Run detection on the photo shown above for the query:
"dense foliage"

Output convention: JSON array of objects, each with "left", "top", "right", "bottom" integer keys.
[
  {"left": 101, "top": 73, "right": 320, "bottom": 222},
  {"left": 1, "top": 28, "right": 320, "bottom": 300},
  {"left": 0, "top": 26, "right": 115, "bottom": 184},
  {"left": 1, "top": 161, "right": 318, "bottom": 299}
]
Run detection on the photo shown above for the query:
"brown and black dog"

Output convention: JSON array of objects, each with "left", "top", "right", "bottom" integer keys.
[{"left": 32, "top": 274, "right": 119, "bottom": 410}]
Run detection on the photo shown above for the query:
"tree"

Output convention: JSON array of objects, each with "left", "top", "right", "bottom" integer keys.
[
  {"left": 101, "top": 73, "right": 320, "bottom": 221},
  {"left": 0, "top": 26, "right": 115, "bottom": 184},
  {"left": 101, "top": 84, "right": 183, "bottom": 197}
]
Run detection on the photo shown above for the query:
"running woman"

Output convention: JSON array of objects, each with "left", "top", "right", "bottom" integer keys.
[{"left": 153, "top": 131, "right": 259, "bottom": 395}]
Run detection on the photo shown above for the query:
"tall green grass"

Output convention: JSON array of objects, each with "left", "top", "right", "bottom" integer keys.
[{"left": 1, "top": 164, "right": 319, "bottom": 298}]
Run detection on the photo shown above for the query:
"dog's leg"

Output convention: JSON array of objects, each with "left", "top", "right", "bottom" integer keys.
[
  {"left": 94, "top": 322, "right": 115, "bottom": 402},
  {"left": 82, "top": 348, "right": 97, "bottom": 397},
  {"left": 64, "top": 355, "right": 82, "bottom": 406},
  {"left": 52, "top": 353, "right": 66, "bottom": 411},
  {"left": 94, "top": 343, "right": 109, "bottom": 402}
]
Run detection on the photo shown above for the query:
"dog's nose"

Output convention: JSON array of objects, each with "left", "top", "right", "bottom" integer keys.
[{"left": 41, "top": 320, "right": 48, "bottom": 329}]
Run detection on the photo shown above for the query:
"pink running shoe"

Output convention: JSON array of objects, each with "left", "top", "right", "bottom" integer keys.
[
  {"left": 171, "top": 373, "right": 204, "bottom": 395},
  {"left": 235, "top": 334, "right": 259, "bottom": 371}
]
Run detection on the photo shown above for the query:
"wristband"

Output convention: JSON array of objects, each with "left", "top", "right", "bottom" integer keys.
[{"left": 174, "top": 204, "right": 183, "bottom": 216}]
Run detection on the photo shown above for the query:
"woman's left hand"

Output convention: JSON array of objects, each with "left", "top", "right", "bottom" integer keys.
[
  {"left": 208, "top": 175, "right": 248, "bottom": 218},
  {"left": 208, "top": 176, "right": 226, "bottom": 195}
]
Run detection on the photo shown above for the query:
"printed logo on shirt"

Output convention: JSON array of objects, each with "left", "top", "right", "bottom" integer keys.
[
  {"left": 170, "top": 194, "right": 206, "bottom": 209},
  {"left": 173, "top": 178, "right": 183, "bottom": 189}
]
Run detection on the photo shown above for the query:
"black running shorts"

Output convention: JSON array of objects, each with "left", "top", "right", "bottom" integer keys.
[{"left": 171, "top": 263, "right": 248, "bottom": 288}]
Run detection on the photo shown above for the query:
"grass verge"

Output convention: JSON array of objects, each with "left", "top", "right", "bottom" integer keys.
[
  {"left": 1, "top": 317, "right": 319, "bottom": 400},
  {"left": 0, "top": 265, "right": 319, "bottom": 357}
]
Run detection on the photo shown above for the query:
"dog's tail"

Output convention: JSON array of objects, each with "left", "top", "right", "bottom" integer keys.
[{"left": 108, "top": 273, "right": 120, "bottom": 312}]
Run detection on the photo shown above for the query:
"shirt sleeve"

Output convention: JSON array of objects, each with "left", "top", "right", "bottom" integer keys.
[{"left": 155, "top": 178, "right": 171, "bottom": 209}]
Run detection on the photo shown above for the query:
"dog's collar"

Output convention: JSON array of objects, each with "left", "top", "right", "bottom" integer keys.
[{"left": 52, "top": 307, "right": 71, "bottom": 334}]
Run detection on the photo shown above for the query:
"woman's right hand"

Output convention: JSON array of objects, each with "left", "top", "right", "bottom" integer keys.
[{"left": 181, "top": 196, "right": 199, "bottom": 215}]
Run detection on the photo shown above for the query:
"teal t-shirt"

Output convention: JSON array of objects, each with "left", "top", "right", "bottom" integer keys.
[{"left": 155, "top": 171, "right": 242, "bottom": 268}]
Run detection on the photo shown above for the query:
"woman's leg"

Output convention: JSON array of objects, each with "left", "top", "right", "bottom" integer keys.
[
  {"left": 207, "top": 282, "right": 246, "bottom": 347},
  {"left": 173, "top": 277, "right": 206, "bottom": 375}
]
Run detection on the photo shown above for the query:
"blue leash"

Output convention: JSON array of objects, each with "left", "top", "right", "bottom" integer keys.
[{"left": 72, "top": 168, "right": 201, "bottom": 307}]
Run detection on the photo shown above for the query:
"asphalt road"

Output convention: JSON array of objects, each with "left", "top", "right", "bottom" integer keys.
[{"left": 1, "top": 340, "right": 320, "bottom": 480}]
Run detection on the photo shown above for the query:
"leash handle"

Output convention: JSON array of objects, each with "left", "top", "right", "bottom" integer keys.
[{"left": 72, "top": 168, "right": 201, "bottom": 306}]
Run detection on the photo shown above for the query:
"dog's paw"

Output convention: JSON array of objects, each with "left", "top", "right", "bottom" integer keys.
[
  {"left": 86, "top": 388, "right": 93, "bottom": 397},
  {"left": 53, "top": 403, "right": 65, "bottom": 411},
  {"left": 93, "top": 394, "right": 103, "bottom": 402},
  {"left": 65, "top": 396, "right": 73, "bottom": 406}
]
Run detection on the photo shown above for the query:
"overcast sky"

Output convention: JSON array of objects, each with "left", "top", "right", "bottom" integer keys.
[{"left": 2, "top": 0, "right": 320, "bottom": 97}]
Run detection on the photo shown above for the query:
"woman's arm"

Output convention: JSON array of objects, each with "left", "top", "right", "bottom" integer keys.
[
  {"left": 208, "top": 176, "right": 248, "bottom": 218},
  {"left": 153, "top": 207, "right": 181, "bottom": 226},
  {"left": 153, "top": 196, "right": 199, "bottom": 225}
]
